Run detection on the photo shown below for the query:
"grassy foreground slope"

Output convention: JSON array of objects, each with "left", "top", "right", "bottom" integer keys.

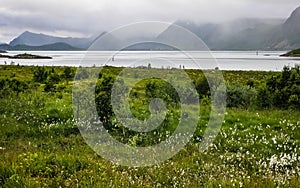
[{"left": 0, "top": 65, "right": 299, "bottom": 187}]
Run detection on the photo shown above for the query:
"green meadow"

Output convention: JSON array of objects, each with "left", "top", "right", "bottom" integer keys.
[{"left": 0, "top": 65, "right": 299, "bottom": 187}]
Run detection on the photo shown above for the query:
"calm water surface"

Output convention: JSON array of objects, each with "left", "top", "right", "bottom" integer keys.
[{"left": 1, "top": 51, "right": 300, "bottom": 71}]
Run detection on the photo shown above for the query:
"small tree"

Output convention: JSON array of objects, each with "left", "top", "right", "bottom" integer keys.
[
  {"left": 288, "top": 94, "right": 300, "bottom": 110},
  {"left": 62, "top": 67, "right": 75, "bottom": 80},
  {"left": 226, "top": 83, "right": 256, "bottom": 109},
  {"left": 256, "top": 85, "right": 271, "bottom": 109},
  {"left": 194, "top": 77, "right": 210, "bottom": 99},
  {"left": 44, "top": 72, "right": 60, "bottom": 92},
  {"left": 33, "top": 66, "right": 48, "bottom": 83},
  {"left": 95, "top": 76, "right": 115, "bottom": 125}
]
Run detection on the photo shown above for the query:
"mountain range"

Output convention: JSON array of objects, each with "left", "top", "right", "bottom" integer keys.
[{"left": 1, "top": 6, "right": 300, "bottom": 51}]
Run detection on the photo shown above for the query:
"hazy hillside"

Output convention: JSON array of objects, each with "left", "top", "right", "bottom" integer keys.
[
  {"left": 2, "top": 6, "right": 300, "bottom": 51},
  {"left": 266, "top": 6, "right": 300, "bottom": 50},
  {"left": 161, "top": 6, "right": 300, "bottom": 50},
  {"left": 160, "top": 18, "right": 286, "bottom": 50},
  {"left": 9, "top": 31, "right": 94, "bottom": 49}
]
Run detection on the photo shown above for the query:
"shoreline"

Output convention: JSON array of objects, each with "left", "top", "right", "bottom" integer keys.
[{"left": 0, "top": 64, "right": 287, "bottom": 73}]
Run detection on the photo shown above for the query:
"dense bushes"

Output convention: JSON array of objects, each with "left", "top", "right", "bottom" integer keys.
[
  {"left": 93, "top": 66, "right": 300, "bottom": 123},
  {"left": 145, "top": 79, "right": 180, "bottom": 104},
  {"left": 2, "top": 65, "right": 295, "bottom": 129},
  {"left": 93, "top": 68, "right": 184, "bottom": 146},
  {"left": 197, "top": 66, "right": 300, "bottom": 110},
  {"left": 32, "top": 66, "right": 75, "bottom": 92},
  {"left": 0, "top": 78, "right": 29, "bottom": 98},
  {"left": 95, "top": 75, "right": 115, "bottom": 125},
  {"left": 33, "top": 66, "right": 49, "bottom": 83},
  {"left": 90, "top": 66, "right": 300, "bottom": 148},
  {"left": 250, "top": 66, "right": 300, "bottom": 110},
  {"left": 1, "top": 65, "right": 299, "bottom": 131},
  {"left": 265, "top": 66, "right": 300, "bottom": 109},
  {"left": 0, "top": 66, "right": 75, "bottom": 126},
  {"left": 44, "top": 72, "right": 61, "bottom": 92},
  {"left": 226, "top": 83, "right": 256, "bottom": 109}
]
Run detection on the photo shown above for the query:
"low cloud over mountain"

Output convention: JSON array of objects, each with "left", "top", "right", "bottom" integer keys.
[{"left": 1, "top": 6, "right": 300, "bottom": 51}]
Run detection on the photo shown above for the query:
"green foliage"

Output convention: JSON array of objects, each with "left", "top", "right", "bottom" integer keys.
[
  {"left": 44, "top": 71, "right": 61, "bottom": 92},
  {"left": 281, "top": 48, "right": 300, "bottom": 57},
  {"left": 1, "top": 65, "right": 300, "bottom": 187},
  {"left": 62, "top": 66, "right": 75, "bottom": 80},
  {"left": 145, "top": 79, "right": 180, "bottom": 104},
  {"left": 288, "top": 94, "right": 300, "bottom": 110},
  {"left": 226, "top": 82, "right": 256, "bottom": 109},
  {"left": 0, "top": 78, "right": 29, "bottom": 99},
  {"left": 194, "top": 77, "right": 210, "bottom": 98},
  {"left": 33, "top": 66, "right": 48, "bottom": 83},
  {"left": 265, "top": 66, "right": 300, "bottom": 109},
  {"left": 95, "top": 75, "right": 115, "bottom": 125},
  {"left": 32, "top": 66, "right": 75, "bottom": 92},
  {"left": 256, "top": 84, "right": 272, "bottom": 109}
]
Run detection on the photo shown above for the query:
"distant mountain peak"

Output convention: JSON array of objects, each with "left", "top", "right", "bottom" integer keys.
[
  {"left": 284, "top": 6, "right": 300, "bottom": 24},
  {"left": 22, "top": 30, "right": 30, "bottom": 34},
  {"left": 291, "top": 6, "right": 300, "bottom": 16},
  {"left": 282, "top": 6, "right": 300, "bottom": 41},
  {"left": 9, "top": 31, "right": 95, "bottom": 49},
  {"left": 19, "top": 30, "right": 40, "bottom": 36},
  {"left": 159, "top": 6, "right": 300, "bottom": 50}
]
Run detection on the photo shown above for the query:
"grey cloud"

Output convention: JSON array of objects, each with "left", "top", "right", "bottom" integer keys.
[{"left": 0, "top": 0, "right": 299, "bottom": 42}]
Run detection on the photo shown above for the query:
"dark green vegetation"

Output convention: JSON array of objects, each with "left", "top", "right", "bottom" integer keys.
[
  {"left": 281, "top": 48, "right": 300, "bottom": 57},
  {"left": 0, "top": 53, "right": 52, "bottom": 59},
  {"left": 0, "top": 65, "right": 299, "bottom": 187}
]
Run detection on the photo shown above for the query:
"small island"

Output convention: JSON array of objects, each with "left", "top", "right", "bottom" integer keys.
[
  {"left": 0, "top": 53, "right": 52, "bottom": 59},
  {"left": 280, "top": 48, "right": 300, "bottom": 57},
  {"left": 0, "top": 50, "right": 7, "bottom": 53}
]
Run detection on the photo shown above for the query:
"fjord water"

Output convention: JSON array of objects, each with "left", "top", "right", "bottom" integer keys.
[{"left": 1, "top": 51, "right": 300, "bottom": 71}]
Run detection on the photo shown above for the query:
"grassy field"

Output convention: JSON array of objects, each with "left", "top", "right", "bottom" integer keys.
[{"left": 0, "top": 65, "right": 299, "bottom": 187}]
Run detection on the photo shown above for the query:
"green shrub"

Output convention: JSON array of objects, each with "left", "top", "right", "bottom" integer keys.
[
  {"left": 33, "top": 66, "right": 48, "bottom": 83},
  {"left": 226, "top": 83, "right": 256, "bottom": 109},
  {"left": 194, "top": 77, "right": 210, "bottom": 98},
  {"left": 255, "top": 85, "right": 271, "bottom": 109},
  {"left": 288, "top": 94, "right": 300, "bottom": 110}
]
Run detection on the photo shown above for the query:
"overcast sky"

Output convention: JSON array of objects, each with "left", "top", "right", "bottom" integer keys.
[{"left": 0, "top": 0, "right": 299, "bottom": 43}]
